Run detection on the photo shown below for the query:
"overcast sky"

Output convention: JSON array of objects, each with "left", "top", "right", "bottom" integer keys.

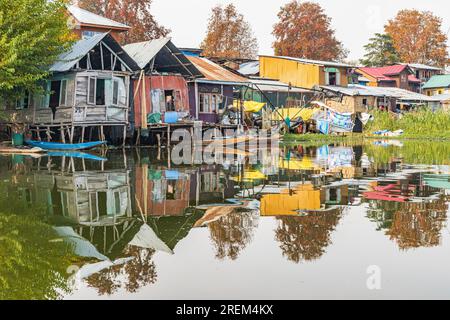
[{"left": 152, "top": 0, "right": 450, "bottom": 61}]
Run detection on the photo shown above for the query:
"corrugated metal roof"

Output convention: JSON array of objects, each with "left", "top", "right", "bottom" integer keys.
[
  {"left": 238, "top": 61, "right": 259, "bottom": 76},
  {"left": 428, "top": 93, "right": 450, "bottom": 102},
  {"left": 187, "top": 56, "right": 248, "bottom": 84},
  {"left": 358, "top": 65, "right": 421, "bottom": 83},
  {"left": 404, "top": 63, "right": 443, "bottom": 71},
  {"left": 422, "top": 74, "right": 450, "bottom": 89},
  {"left": 50, "top": 33, "right": 107, "bottom": 72},
  {"left": 260, "top": 55, "right": 354, "bottom": 68},
  {"left": 248, "top": 78, "right": 310, "bottom": 93},
  {"left": 123, "top": 38, "right": 171, "bottom": 69},
  {"left": 50, "top": 33, "right": 139, "bottom": 72},
  {"left": 68, "top": 5, "right": 130, "bottom": 30},
  {"left": 320, "top": 85, "right": 435, "bottom": 101}
]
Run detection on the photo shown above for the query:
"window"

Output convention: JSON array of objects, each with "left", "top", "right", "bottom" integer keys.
[
  {"left": 96, "top": 79, "right": 105, "bottom": 105},
  {"left": 49, "top": 80, "right": 61, "bottom": 108},
  {"left": 328, "top": 72, "right": 337, "bottom": 85},
  {"left": 16, "top": 92, "right": 30, "bottom": 110},
  {"left": 88, "top": 77, "right": 96, "bottom": 105},
  {"left": 165, "top": 90, "right": 175, "bottom": 111},
  {"left": 199, "top": 93, "right": 221, "bottom": 113},
  {"left": 82, "top": 30, "right": 101, "bottom": 40},
  {"left": 362, "top": 98, "right": 368, "bottom": 106},
  {"left": 112, "top": 79, "right": 119, "bottom": 106},
  {"left": 87, "top": 77, "right": 106, "bottom": 105},
  {"left": 60, "top": 79, "right": 67, "bottom": 106}
]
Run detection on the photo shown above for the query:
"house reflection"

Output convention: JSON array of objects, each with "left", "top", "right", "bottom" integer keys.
[
  {"left": 134, "top": 164, "right": 237, "bottom": 217},
  {"left": 365, "top": 172, "right": 449, "bottom": 250},
  {"left": 260, "top": 183, "right": 349, "bottom": 216}
]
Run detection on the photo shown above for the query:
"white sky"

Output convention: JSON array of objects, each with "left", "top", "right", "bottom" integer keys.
[{"left": 152, "top": 0, "right": 450, "bottom": 61}]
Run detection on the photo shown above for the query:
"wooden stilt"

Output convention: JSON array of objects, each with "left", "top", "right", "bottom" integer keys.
[
  {"left": 81, "top": 126, "right": 85, "bottom": 143},
  {"left": 122, "top": 125, "right": 127, "bottom": 147},
  {"left": 157, "top": 133, "right": 161, "bottom": 148},
  {"left": 46, "top": 126, "right": 51, "bottom": 142},
  {"left": 70, "top": 126, "right": 75, "bottom": 144},
  {"left": 61, "top": 126, "right": 66, "bottom": 143},
  {"left": 167, "top": 125, "right": 171, "bottom": 148}
]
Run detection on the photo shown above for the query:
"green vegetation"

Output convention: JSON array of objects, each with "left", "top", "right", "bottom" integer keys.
[
  {"left": 283, "top": 133, "right": 365, "bottom": 144},
  {"left": 284, "top": 110, "right": 450, "bottom": 141},
  {"left": 0, "top": 214, "right": 75, "bottom": 299},
  {"left": 365, "top": 140, "right": 450, "bottom": 165},
  {"left": 0, "top": 0, "right": 74, "bottom": 99},
  {"left": 365, "top": 110, "right": 450, "bottom": 139}
]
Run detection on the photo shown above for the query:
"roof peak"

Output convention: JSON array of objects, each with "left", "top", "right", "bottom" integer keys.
[{"left": 68, "top": 5, "right": 130, "bottom": 30}]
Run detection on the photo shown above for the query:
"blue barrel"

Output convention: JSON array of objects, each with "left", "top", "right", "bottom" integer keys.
[{"left": 164, "top": 112, "right": 178, "bottom": 124}]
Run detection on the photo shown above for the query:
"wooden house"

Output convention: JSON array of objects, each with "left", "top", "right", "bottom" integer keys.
[
  {"left": 356, "top": 65, "right": 421, "bottom": 92},
  {"left": 422, "top": 74, "right": 450, "bottom": 96},
  {"left": 319, "top": 84, "right": 435, "bottom": 113},
  {"left": 123, "top": 38, "right": 202, "bottom": 131},
  {"left": 259, "top": 55, "right": 354, "bottom": 89},
  {"left": 1, "top": 33, "right": 139, "bottom": 143},
  {"left": 184, "top": 53, "right": 249, "bottom": 124},
  {"left": 405, "top": 63, "right": 443, "bottom": 85},
  {"left": 242, "top": 78, "right": 312, "bottom": 109},
  {"left": 68, "top": 5, "right": 130, "bottom": 42}
]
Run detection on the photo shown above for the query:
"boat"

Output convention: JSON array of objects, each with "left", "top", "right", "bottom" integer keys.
[
  {"left": 26, "top": 140, "right": 106, "bottom": 151},
  {"left": 47, "top": 151, "right": 107, "bottom": 162},
  {"left": 0, "top": 146, "right": 45, "bottom": 155}
]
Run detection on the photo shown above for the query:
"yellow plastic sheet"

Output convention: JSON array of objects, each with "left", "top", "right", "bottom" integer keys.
[
  {"left": 233, "top": 100, "right": 266, "bottom": 113},
  {"left": 271, "top": 108, "right": 316, "bottom": 121},
  {"left": 232, "top": 169, "right": 266, "bottom": 182},
  {"left": 278, "top": 156, "right": 318, "bottom": 170}
]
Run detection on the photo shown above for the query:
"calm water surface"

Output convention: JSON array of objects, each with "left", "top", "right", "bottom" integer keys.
[{"left": 0, "top": 140, "right": 449, "bottom": 299}]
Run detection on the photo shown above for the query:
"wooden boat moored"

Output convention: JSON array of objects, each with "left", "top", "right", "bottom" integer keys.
[
  {"left": 0, "top": 146, "right": 45, "bottom": 155},
  {"left": 26, "top": 140, "right": 106, "bottom": 151}
]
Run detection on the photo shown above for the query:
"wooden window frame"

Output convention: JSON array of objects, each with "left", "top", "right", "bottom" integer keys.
[{"left": 87, "top": 76, "right": 96, "bottom": 105}]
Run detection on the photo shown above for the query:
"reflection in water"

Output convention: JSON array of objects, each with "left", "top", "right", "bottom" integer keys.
[
  {"left": 367, "top": 198, "right": 448, "bottom": 250},
  {"left": 208, "top": 210, "right": 259, "bottom": 260},
  {"left": 0, "top": 214, "right": 73, "bottom": 300},
  {"left": 0, "top": 141, "right": 449, "bottom": 299},
  {"left": 275, "top": 208, "right": 344, "bottom": 263}
]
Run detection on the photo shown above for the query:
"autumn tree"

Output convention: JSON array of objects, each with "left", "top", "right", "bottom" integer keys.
[
  {"left": 76, "top": 0, "right": 170, "bottom": 44},
  {"left": 385, "top": 10, "right": 448, "bottom": 67},
  {"left": 272, "top": 1, "right": 347, "bottom": 61},
  {"left": 200, "top": 4, "right": 258, "bottom": 59},
  {"left": 360, "top": 33, "right": 400, "bottom": 67}
]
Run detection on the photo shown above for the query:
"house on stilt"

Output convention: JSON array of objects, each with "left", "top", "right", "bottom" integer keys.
[
  {"left": 122, "top": 38, "right": 203, "bottom": 138},
  {"left": 182, "top": 50, "right": 249, "bottom": 125},
  {"left": 0, "top": 33, "right": 139, "bottom": 144}
]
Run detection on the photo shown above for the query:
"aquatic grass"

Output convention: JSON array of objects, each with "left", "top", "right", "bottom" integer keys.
[
  {"left": 365, "top": 109, "right": 450, "bottom": 139},
  {"left": 365, "top": 140, "right": 450, "bottom": 165},
  {"left": 284, "top": 110, "right": 450, "bottom": 141}
]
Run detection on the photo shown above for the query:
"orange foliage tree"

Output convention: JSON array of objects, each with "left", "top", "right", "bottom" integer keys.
[
  {"left": 76, "top": 0, "right": 170, "bottom": 44},
  {"left": 385, "top": 10, "right": 448, "bottom": 67},
  {"left": 200, "top": 4, "right": 258, "bottom": 59},
  {"left": 272, "top": 1, "right": 347, "bottom": 61}
]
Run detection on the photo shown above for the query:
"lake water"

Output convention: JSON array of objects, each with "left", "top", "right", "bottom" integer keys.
[{"left": 0, "top": 140, "right": 449, "bottom": 300}]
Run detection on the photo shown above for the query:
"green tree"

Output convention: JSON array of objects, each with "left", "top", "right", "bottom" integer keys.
[
  {"left": 360, "top": 33, "right": 400, "bottom": 67},
  {"left": 0, "top": 0, "right": 73, "bottom": 100}
]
